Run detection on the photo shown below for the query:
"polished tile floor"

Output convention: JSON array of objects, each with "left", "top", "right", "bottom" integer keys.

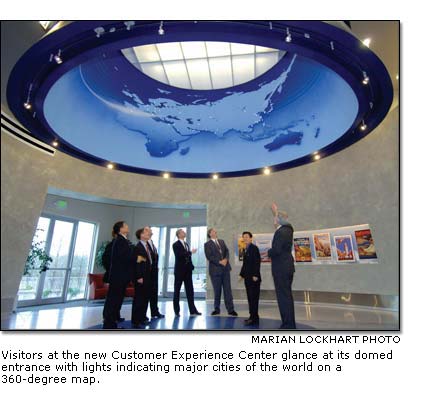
[{"left": 2, "top": 299, "right": 399, "bottom": 330}]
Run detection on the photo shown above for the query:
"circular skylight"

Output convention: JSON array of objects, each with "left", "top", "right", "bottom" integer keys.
[{"left": 122, "top": 42, "right": 285, "bottom": 90}]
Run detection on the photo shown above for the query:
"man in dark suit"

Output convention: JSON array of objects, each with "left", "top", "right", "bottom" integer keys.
[
  {"left": 147, "top": 227, "right": 164, "bottom": 319},
  {"left": 267, "top": 203, "right": 296, "bottom": 329},
  {"left": 101, "top": 231, "right": 124, "bottom": 323},
  {"left": 102, "top": 221, "right": 135, "bottom": 329},
  {"left": 172, "top": 229, "right": 202, "bottom": 316},
  {"left": 204, "top": 228, "right": 237, "bottom": 316},
  {"left": 239, "top": 231, "right": 261, "bottom": 325},
  {"left": 131, "top": 227, "right": 153, "bottom": 328}
]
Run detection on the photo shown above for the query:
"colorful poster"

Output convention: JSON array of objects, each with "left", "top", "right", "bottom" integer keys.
[
  {"left": 334, "top": 235, "right": 355, "bottom": 262},
  {"left": 253, "top": 234, "right": 272, "bottom": 263},
  {"left": 355, "top": 229, "right": 378, "bottom": 259},
  {"left": 293, "top": 237, "right": 312, "bottom": 262},
  {"left": 313, "top": 233, "right": 332, "bottom": 260}
]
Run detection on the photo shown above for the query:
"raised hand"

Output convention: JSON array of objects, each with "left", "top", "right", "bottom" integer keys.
[{"left": 271, "top": 202, "right": 279, "bottom": 216}]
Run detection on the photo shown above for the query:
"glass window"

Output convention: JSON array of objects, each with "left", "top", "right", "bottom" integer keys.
[
  {"left": 17, "top": 217, "right": 51, "bottom": 301},
  {"left": 67, "top": 221, "right": 96, "bottom": 300}
]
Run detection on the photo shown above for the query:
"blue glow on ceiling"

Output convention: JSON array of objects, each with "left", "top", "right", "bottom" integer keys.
[{"left": 43, "top": 50, "right": 358, "bottom": 174}]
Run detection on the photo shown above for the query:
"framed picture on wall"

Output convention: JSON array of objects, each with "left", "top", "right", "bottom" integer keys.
[
  {"left": 355, "top": 229, "right": 378, "bottom": 259},
  {"left": 334, "top": 234, "right": 355, "bottom": 262},
  {"left": 293, "top": 237, "right": 312, "bottom": 262},
  {"left": 313, "top": 232, "right": 332, "bottom": 260}
]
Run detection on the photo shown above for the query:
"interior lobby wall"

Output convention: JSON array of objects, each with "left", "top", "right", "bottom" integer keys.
[{"left": 1, "top": 105, "right": 399, "bottom": 316}]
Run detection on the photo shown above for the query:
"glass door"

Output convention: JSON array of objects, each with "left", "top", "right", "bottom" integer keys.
[
  {"left": 162, "top": 226, "right": 207, "bottom": 299},
  {"left": 17, "top": 215, "right": 97, "bottom": 307}
]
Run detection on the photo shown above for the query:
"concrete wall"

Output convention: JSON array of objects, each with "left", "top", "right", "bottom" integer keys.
[{"left": 1, "top": 106, "right": 399, "bottom": 316}]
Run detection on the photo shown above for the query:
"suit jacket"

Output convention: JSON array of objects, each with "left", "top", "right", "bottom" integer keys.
[
  {"left": 204, "top": 239, "right": 231, "bottom": 276},
  {"left": 267, "top": 224, "right": 295, "bottom": 274},
  {"left": 172, "top": 240, "right": 194, "bottom": 278},
  {"left": 240, "top": 243, "right": 261, "bottom": 282},
  {"left": 133, "top": 241, "right": 152, "bottom": 281},
  {"left": 102, "top": 239, "right": 114, "bottom": 283},
  {"left": 109, "top": 234, "right": 135, "bottom": 285},
  {"left": 147, "top": 240, "right": 159, "bottom": 269}
]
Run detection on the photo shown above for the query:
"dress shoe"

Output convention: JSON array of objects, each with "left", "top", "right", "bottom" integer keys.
[
  {"left": 190, "top": 311, "right": 202, "bottom": 316},
  {"left": 228, "top": 311, "right": 238, "bottom": 317},
  {"left": 151, "top": 313, "right": 165, "bottom": 319},
  {"left": 142, "top": 317, "right": 150, "bottom": 324},
  {"left": 244, "top": 319, "right": 259, "bottom": 326},
  {"left": 211, "top": 310, "right": 220, "bottom": 316}
]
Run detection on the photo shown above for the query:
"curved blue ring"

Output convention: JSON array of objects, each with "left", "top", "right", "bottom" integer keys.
[{"left": 7, "top": 20, "right": 394, "bottom": 178}]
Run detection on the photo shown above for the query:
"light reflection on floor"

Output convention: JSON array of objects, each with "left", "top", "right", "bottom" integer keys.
[{"left": 3, "top": 300, "right": 399, "bottom": 330}]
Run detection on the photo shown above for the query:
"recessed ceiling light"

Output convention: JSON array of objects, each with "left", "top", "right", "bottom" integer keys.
[
  {"left": 107, "top": 163, "right": 114, "bottom": 169},
  {"left": 360, "top": 121, "right": 367, "bottom": 131},
  {"left": 212, "top": 174, "right": 219, "bottom": 180},
  {"left": 23, "top": 102, "right": 32, "bottom": 110},
  {"left": 314, "top": 154, "right": 321, "bottom": 160},
  {"left": 263, "top": 167, "right": 271, "bottom": 175},
  {"left": 163, "top": 172, "right": 170, "bottom": 179},
  {"left": 52, "top": 140, "right": 59, "bottom": 147},
  {"left": 362, "top": 38, "right": 371, "bottom": 48}
]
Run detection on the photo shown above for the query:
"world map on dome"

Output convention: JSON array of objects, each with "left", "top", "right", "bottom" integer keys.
[{"left": 43, "top": 48, "right": 358, "bottom": 174}]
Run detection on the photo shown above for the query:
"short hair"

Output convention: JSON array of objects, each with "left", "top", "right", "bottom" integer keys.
[
  {"left": 135, "top": 226, "right": 149, "bottom": 240},
  {"left": 242, "top": 231, "right": 253, "bottom": 238},
  {"left": 112, "top": 221, "right": 125, "bottom": 235},
  {"left": 278, "top": 211, "right": 288, "bottom": 219},
  {"left": 207, "top": 227, "right": 215, "bottom": 239},
  {"left": 176, "top": 228, "right": 185, "bottom": 237}
]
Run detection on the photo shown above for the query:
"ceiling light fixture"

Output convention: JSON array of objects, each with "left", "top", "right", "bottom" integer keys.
[
  {"left": 212, "top": 174, "right": 219, "bottom": 180},
  {"left": 53, "top": 50, "right": 62, "bottom": 64},
  {"left": 163, "top": 172, "right": 170, "bottom": 179},
  {"left": 396, "top": 74, "right": 399, "bottom": 80},
  {"left": 263, "top": 167, "right": 271, "bottom": 175},
  {"left": 285, "top": 28, "right": 292, "bottom": 43},
  {"left": 52, "top": 140, "right": 59, "bottom": 147},
  {"left": 362, "top": 71, "right": 369, "bottom": 85},
  {"left": 158, "top": 21, "right": 165, "bottom": 35},
  {"left": 314, "top": 154, "right": 321, "bottom": 160},
  {"left": 94, "top": 27, "right": 105, "bottom": 38},
  {"left": 23, "top": 102, "right": 32, "bottom": 110},
  {"left": 107, "top": 163, "right": 114, "bottom": 169},
  {"left": 360, "top": 121, "right": 367, "bottom": 131},
  {"left": 124, "top": 21, "right": 135, "bottom": 31},
  {"left": 362, "top": 38, "right": 371, "bottom": 48}
]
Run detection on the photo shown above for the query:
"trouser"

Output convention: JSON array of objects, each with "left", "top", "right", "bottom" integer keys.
[
  {"left": 103, "top": 281, "right": 127, "bottom": 328},
  {"left": 210, "top": 270, "right": 235, "bottom": 313},
  {"left": 244, "top": 278, "right": 261, "bottom": 320},
  {"left": 272, "top": 269, "right": 296, "bottom": 328},
  {"left": 173, "top": 272, "right": 197, "bottom": 314},
  {"left": 131, "top": 274, "right": 151, "bottom": 324},
  {"left": 149, "top": 267, "right": 160, "bottom": 315}
]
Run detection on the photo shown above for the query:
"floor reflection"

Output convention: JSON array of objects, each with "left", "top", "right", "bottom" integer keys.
[{"left": 3, "top": 299, "right": 399, "bottom": 330}]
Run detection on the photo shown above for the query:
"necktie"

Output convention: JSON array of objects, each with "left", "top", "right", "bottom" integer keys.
[
  {"left": 215, "top": 240, "right": 222, "bottom": 255},
  {"left": 145, "top": 242, "right": 152, "bottom": 263}
]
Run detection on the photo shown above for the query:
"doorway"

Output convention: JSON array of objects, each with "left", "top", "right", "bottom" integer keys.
[{"left": 17, "top": 214, "right": 97, "bottom": 307}]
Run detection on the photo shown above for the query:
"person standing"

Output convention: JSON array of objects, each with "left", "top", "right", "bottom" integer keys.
[
  {"left": 204, "top": 228, "right": 237, "bottom": 316},
  {"left": 239, "top": 231, "right": 261, "bottom": 325},
  {"left": 102, "top": 221, "right": 135, "bottom": 329},
  {"left": 131, "top": 227, "right": 153, "bottom": 328},
  {"left": 267, "top": 203, "right": 296, "bottom": 329},
  {"left": 101, "top": 231, "right": 124, "bottom": 323},
  {"left": 172, "top": 229, "right": 202, "bottom": 317},
  {"left": 147, "top": 227, "right": 164, "bottom": 319}
]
